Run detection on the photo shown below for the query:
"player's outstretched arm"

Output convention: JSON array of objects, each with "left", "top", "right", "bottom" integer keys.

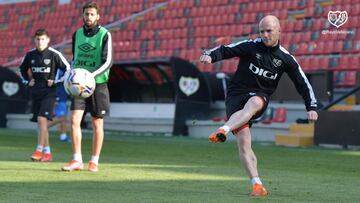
[{"left": 199, "top": 54, "right": 212, "bottom": 64}]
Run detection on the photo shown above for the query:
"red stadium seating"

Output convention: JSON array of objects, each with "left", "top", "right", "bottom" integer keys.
[{"left": 0, "top": 0, "right": 358, "bottom": 89}]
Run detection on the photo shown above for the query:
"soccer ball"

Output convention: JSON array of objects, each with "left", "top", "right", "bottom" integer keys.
[{"left": 63, "top": 68, "right": 95, "bottom": 99}]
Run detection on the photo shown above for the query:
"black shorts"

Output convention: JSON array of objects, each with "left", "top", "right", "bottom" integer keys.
[
  {"left": 225, "top": 92, "right": 269, "bottom": 129},
  {"left": 71, "top": 83, "right": 110, "bottom": 118},
  {"left": 30, "top": 87, "right": 57, "bottom": 122}
]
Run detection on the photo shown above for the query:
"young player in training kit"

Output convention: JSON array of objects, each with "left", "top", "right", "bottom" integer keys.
[
  {"left": 62, "top": 1, "right": 113, "bottom": 172},
  {"left": 19, "top": 28, "right": 70, "bottom": 162},
  {"left": 199, "top": 15, "right": 318, "bottom": 196}
]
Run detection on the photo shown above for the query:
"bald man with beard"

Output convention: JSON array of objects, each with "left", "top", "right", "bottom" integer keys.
[{"left": 199, "top": 15, "right": 318, "bottom": 196}]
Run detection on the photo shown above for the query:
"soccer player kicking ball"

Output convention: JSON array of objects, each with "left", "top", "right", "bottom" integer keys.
[
  {"left": 199, "top": 15, "right": 318, "bottom": 196},
  {"left": 19, "top": 29, "right": 70, "bottom": 162},
  {"left": 62, "top": 1, "right": 113, "bottom": 172}
]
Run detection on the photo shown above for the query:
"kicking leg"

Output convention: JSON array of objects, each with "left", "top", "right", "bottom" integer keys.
[{"left": 209, "top": 96, "right": 264, "bottom": 143}]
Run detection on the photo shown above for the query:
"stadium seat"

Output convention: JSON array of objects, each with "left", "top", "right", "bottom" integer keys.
[
  {"left": 190, "top": 7, "right": 205, "bottom": 17},
  {"left": 193, "top": 37, "right": 208, "bottom": 49},
  {"left": 349, "top": 55, "right": 359, "bottom": 70},
  {"left": 272, "top": 107, "right": 287, "bottom": 123},
  {"left": 310, "top": 56, "right": 322, "bottom": 71},
  {"left": 340, "top": 71, "right": 357, "bottom": 87},
  {"left": 311, "top": 19, "right": 323, "bottom": 31},
  {"left": 300, "top": 57, "right": 311, "bottom": 71},
  {"left": 246, "top": 3, "right": 258, "bottom": 12},
  {"left": 211, "top": 116, "right": 224, "bottom": 122},
  {"left": 140, "top": 30, "right": 154, "bottom": 40},
  {"left": 284, "top": 21, "right": 295, "bottom": 32},
  {"left": 293, "top": 32, "right": 303, "bottom": 43},
  {"left": 350, "top": 4, "right": 360, "bottom": 16},
  {"left": 305, "top": 7, "right": 315, "bottom": 17},
  {"left": 295, "top": 43, "right": 309, "bottom": 55},
  {"left": 170, "top": 0, "right": 193, "bottom": 9},
  {"left": 276, "top": 10, "right": 288, "bottom": 20},
  {"left": 293, "top": 20, "right": 304, "bottom": 32},
  {"left": 338, "top": 55, "right": 350, "bottom": 69},
  {"left": 319, "top": 57, "right": 329, "bottom": 70},
  {"left": 333, "top": 41, "right": 344, "bottom": 53},
  {"left": 194, "top": 26, "right": 208, "bottom": 38}
]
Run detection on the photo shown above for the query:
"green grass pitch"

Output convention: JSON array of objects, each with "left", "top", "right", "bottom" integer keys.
[{"left": 0, "top": 128, "right": 359, "bottom": 203}]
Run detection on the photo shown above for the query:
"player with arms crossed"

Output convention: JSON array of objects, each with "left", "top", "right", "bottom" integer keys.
[
  {"left": 62, "top": 1, "right": 113, "bottom": 172},
  {"left": 20, "top": 28, "right": 70, "bottom": 162},
  {"left": 199, "top": 15, "right": 318, "bottom": 196}
]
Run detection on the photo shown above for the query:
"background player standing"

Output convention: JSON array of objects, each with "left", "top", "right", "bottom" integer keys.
[
  {"left": 62, "top": 1, "right": 113, "bottom": 172},
  {"left": 19, "top": 28, "right": 70, "bottom": 162}
]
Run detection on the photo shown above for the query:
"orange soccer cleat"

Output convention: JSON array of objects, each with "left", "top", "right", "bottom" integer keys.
[
  {"left": 61, "top": 160, "right": 84, "bottom": 171},
  {"left": 250, "top": 183, "right": 268, "bottom": 196},
  {"left": 41, "top": 153, "right": 53, "bottom": 162},
  {"left": 208, "top": 128, "right": 227, "bottom": 143},
  {"left": 88, "top": 161, "right": 98, "bottom": 172},
  {"left": 31, "top": 151, "right": 43, "bottom": 161}
]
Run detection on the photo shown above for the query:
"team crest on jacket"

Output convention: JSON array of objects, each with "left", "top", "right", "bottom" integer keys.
[
  {"left": 272, "top": 58, "right": 282, "bottom": 67},
  {"left": 2, "top": 81, "right": 19, "bottom": 96},
  {"left": 179, "top": 76, "right": 199, "bottom": 96},
  {"left": 44, "top": 59, "right": 51, "bottom": 65}
]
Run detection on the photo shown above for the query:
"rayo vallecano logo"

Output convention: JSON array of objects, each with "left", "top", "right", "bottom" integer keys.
[
  {"left": 272, "top": 58, "right": 282, "bottom": 67},
  {"left": 44, "top": 59, "right": 51, "bottom": 65},
  {"left": 328, "top": 11, "right": 348, "bottom": 28},
  {"left": 179, "top": 76, "right": 199, "bottom": 96},
  {"left": 2, "top": 81, "right": 19, "bottom": 96}
]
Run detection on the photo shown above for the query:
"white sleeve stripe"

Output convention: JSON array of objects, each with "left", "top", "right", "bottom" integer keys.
[
  {"left": 92, "top": 32, "right": 112, "bottom": 77},
  {"left": 281, "top": 45, "right": 317, "bottom": 106},
  {"left": 203, "top": 45, "right": 220, "bottom": 55},
  {"left": 204, "top": 38, "right": 261, "bottom": 55},
  {"left": 295, "top": 61, "right": 317, "bottom": 106},
  {"left": 225, "top": 39, "right": 251, "bottom": 48},
  {"left": 279, "top": 45, "right": 290, "bottom": 55},
  {"left": 49, "top": 47, "right": 70, "bottom": 70}
]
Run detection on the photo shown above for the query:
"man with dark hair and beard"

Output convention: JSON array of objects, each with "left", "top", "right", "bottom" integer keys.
[{"left": 62, "top": 1, "right": 113, "bottom": 172}]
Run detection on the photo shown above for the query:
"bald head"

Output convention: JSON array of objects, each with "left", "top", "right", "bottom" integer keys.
[
  {"left": 259, "top": 15, "right": 281, "bottom": 47},
  {"left": 259, "top": 15, "right": 280, "bottom": 30}
]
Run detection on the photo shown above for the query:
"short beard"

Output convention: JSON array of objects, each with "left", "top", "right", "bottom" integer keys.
[{"left": 83, "top": 19, "right": 98, "bottom": 28}]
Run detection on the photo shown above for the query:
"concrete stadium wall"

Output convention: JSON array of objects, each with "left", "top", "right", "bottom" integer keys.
[
  {"left": 110, "top": 103, "right": 175, "bottom": 119},
  {"left": 6, "top": 101, "right": 307, "bottom": 142}
]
